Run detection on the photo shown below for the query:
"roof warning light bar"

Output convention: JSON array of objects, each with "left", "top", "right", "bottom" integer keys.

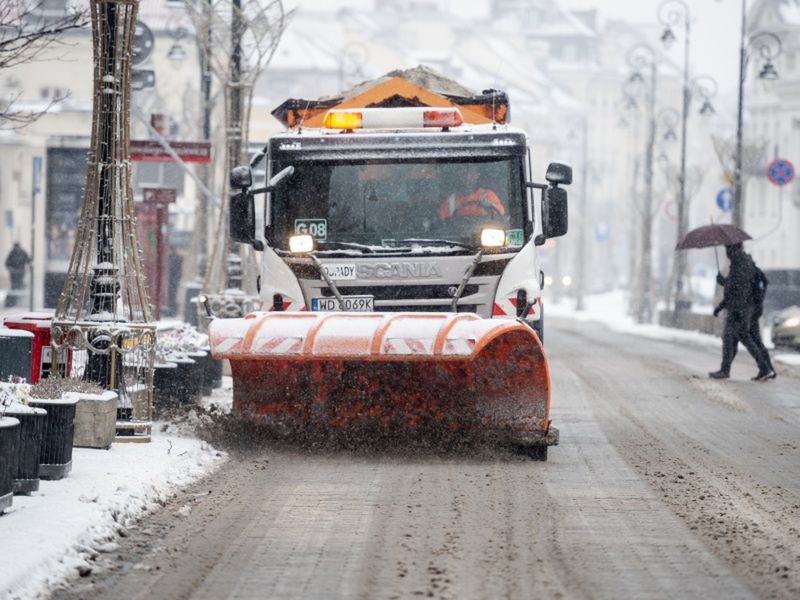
[{"left": 323, "top": 107, "right": 464, "bottom": 130}]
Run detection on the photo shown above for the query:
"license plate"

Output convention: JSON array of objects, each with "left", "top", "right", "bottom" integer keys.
[{"left": 311, "top": 295, "right": 374, "bottom": 312}]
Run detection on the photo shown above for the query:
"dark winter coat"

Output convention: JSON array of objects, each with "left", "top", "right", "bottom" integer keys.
[
  {"left": 716, "top": 251, "right": 759, "bottom": 312},
  {"left": 5, "top": 246, "right": 30, "bottom": 273}
]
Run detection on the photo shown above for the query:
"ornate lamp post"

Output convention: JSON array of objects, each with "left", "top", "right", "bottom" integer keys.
[
  {"left": 52, "top": 0, "right": 155, "bottom": 440},
  {"left": 733, "top": 24, "right": 782, "bottom": 228},
  {"left": 627, "top": 44, "right": 658, "bottom": 324}
]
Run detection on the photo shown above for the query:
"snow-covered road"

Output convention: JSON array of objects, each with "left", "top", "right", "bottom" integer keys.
[{"left": 49, "top": 315, "right": 800, "bottom": 600}]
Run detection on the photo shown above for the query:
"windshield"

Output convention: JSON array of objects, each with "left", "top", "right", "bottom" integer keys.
[{"left": 268, "top": 157, "right": 526, "bottom": 253}]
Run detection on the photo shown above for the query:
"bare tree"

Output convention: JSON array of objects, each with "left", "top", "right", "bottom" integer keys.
[
  {"left": 183, "top": 0, "right": 291, "bottom": 306},
  {"left": 0, "top": 0, "right": 89, "bottom": 127}
]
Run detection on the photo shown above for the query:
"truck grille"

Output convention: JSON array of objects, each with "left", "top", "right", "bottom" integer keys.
[
  {"left": 376, "top": 304, "right": 479, "bottom": 313},
  {"left": 315, "top": 284, "right": 479, "bottom": 301}
]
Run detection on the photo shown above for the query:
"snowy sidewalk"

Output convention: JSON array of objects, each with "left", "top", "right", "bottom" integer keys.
[
  {"left": 0, "top": 426, "right": 225, "bottom": 599},
  {"left": 546, "top": 290, "right": 800, "bottom": 368}
]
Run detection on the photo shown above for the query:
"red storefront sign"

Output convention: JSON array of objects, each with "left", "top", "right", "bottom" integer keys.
[{"left": 130, "top": 140, "right": 211, "bottom": 163}]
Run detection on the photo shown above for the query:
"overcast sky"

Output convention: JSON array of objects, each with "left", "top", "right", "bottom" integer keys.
[{"left": 561, "top": 0, "right": 743, "bottom": 94}]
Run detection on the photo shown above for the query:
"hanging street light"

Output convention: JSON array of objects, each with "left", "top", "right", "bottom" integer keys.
[{"left": 731, "top": 0, "right": 783, "bottom": 229}]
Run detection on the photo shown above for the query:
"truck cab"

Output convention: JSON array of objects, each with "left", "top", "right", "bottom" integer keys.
[{"left": 230, "top": 106, "right": 569, "bottom": 341}]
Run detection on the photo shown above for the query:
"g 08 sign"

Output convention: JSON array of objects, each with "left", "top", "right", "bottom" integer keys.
[{"left": 295, "top": 219, "right": 327, "bottom": 240}]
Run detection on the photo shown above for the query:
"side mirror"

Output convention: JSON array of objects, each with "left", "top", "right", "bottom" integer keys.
[
  {"left": 230, "top": 165, "right": 253, "bottom": 189},
  {"left": 230, "top": 191, "right": 259, "bottom": 248},
  {"left": 542, "top": 186, "right": 568, "bottom": 239},
  {"left": 545, "top": 162, "right": 572, "bottom": 186}
]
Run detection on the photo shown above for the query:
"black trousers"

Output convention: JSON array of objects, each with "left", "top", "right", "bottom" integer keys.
[
  {"left": 721, "top": 305, "right": 773, "bottom": 373},
  {"left": 9, "top": 270, "right": 25, "bottom": 289}
]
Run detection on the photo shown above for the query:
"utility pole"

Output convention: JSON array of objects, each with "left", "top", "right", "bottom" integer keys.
[
  {"left": 197, "top": 0, "right": 213, "bottom": 282},
  {"left": 732, "top": 0, "right": 747, "bottom": 228},
  {"left": 226, "top": 0, "right": 244, "bottom": 290}
]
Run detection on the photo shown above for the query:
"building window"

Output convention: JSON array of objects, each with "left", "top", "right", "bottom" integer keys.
[{"left": 133, "top": 162, "right": 185, "bottom": 196}]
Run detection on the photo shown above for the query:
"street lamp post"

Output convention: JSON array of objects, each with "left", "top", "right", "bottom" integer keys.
[
  {"left": 659, "top": 0, "right": 691, "bottom": 318},
  {"left": 660, "top": 1, "right": 720, "bottom": 320},
  {"left": 627, "top": 44, "right": 658, "bottom": 324},
  {"left": 733, "top": 22, "right": 782, "bottom": 228}
]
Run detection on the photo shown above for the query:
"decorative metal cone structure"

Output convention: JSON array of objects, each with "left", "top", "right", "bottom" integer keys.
[{"left": 52, "top": 0, "right": 155, "bottom": 441}]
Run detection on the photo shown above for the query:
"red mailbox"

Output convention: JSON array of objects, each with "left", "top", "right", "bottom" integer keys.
[{"left": 2, "top": 312, "right": 68, "bottom": 383}]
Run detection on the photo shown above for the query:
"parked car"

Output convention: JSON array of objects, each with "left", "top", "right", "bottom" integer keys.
[
  {"left": 772, "top": 305, "right": 800, "bottom": 351},
  {"left": 762, "top": 269, "right": 800, "bottom": 317}
]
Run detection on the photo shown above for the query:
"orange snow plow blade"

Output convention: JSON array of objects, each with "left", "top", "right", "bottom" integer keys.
[{"left": 209, "top": 312, "right": 556, "bottom": 445}]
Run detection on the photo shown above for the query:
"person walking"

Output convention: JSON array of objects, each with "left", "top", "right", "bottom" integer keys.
[
  {"left": 5, "top": 242, "right": 30, "bottom": 290},
  {"left": 709, "top": 243, "right": 776, "bottom": 381}
]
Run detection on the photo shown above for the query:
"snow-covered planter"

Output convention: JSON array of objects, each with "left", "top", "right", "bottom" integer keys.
[
  {"left": 27, "top": 397, "right": 77, "bottom": 480},
  {"left": 28, "top": 378, "right": 92, "bottom": 480},
  {"left": 0, "top": 416, "right": 20, "bottom": 514},
  {"left": 3, "top": 403, "right": 47, "bottom": 495},
  {"left": 65, "top": 390, "right": 118, "bottom": 450},
  {"left": 1, "top": 381, "right": 46, "bottom": 494},
  {"left": 154, "top": 324, "right": 211, "bottom": 404},
  {"left": 170, "top": 355, "right": 201, "bottom": 404},
  {"left": 152, "top": 360, "right": 180, "bottom": 406}
]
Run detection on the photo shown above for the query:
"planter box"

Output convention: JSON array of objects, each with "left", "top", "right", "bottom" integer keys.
[
  {"left": 66, "top": 391, "right": 118, "bottom": 450},
  {"left": 196, "top": 348, "right": 214, "bottom": 395},
  {"left": 186, "top": 351, "right": 208, "bottom": 399},
  {"left": 0, "top": 416, "right": 20, "bottom": 514},
  {"left": 171, "top": 356, "right": 200, "bottom": 404},
  {"left": 28, "top": 397, "right": 78, "bottom": 480},
  {"left": 3, "top": 403, "right": 46, "bottom": 495},
  {"left": 153, "top": 361, "right": 180, "bottom": 406}
]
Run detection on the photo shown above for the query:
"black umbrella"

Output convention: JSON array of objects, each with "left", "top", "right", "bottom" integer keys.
[
  {"left": 676, "top": 223, "right": 752, "bottom": 250},
  {"left": 676, "top": 223, "right": 752, "bottom": 271}
]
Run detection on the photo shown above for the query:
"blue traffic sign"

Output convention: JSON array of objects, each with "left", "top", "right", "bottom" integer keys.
[
  {"left": 767, "top": 158, "right": 794, "bottom": 186},
  {"left": 716, "top": 187, "right": 733, "bottom": 212}
]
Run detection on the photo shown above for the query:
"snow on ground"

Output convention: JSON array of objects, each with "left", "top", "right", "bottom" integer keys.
[
  {"left": 546, "top": 290, "right": 800, "bottom": 368},
  {"left": 0, "top": 424, "right": 226, "bottom": 599},
  {"left": 199, "top": 376, "right": 234, "bottom": 414}
]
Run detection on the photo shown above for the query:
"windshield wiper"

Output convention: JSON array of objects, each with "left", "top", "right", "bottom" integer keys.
[
  {"left": 392, "top": 238, "right": 475, "bottom": 251},
  {"left": 315, "top": 240, "right": 379, "bottom": 254}
]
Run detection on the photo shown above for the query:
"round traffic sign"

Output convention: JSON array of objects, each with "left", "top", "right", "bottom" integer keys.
[
  {"left": 716, "top": 187, "right": 733, "bottom": 212},
  {"left": 132, "top": 21, "right": 155, "bottom": 66},
  {"left": 766, "top": 158, "right": 794, "bottom": 186}
]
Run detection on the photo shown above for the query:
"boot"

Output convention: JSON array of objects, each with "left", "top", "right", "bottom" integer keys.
[
  {"left": 708, "top": 369, "right": 730, "bottom": 379},
  {"left": 752, "top": 369, "right": 776, "bottom": 382}
]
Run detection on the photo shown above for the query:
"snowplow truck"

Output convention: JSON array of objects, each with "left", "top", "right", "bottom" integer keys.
[{"left": 209, "top": 74, "right": 570, "bottom": 458}]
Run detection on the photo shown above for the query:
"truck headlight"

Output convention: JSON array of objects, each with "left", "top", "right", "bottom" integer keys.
[
  {"left": 480, "top": 227, "right": 505, "bottom": 248},
  {"left": 289, "top": 234, "right": 314, "bottom": 254}
]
